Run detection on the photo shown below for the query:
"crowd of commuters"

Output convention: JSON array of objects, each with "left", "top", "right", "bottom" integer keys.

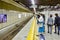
[{"left": 37, "top": 13, "right": 60, "bottom": 35}]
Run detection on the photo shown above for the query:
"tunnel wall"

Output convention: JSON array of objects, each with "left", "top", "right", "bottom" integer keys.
[
  {"left": 0, "top": 0, "right": 33, "bottom": 29},
  {"left": 0, "top": 9, "right": 33, "bottom": 29}
]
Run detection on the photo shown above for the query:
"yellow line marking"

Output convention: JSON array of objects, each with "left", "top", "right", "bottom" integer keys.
[{"left": 26, "top": 17, "right": 38, "bottom": 40}]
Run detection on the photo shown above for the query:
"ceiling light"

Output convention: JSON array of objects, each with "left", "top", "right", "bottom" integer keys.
[{"left": 31, "top": 0, "right": 35, "bottom": 5}]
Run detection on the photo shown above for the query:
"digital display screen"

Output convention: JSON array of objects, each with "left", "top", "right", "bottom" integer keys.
[{"left": 0, "top": 14, "right": 7, "bottom": 23}]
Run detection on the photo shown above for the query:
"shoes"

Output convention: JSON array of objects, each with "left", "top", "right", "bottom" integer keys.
[
  {"left": 54, "top": 32, "right": 56, "bottom": 34},
  {"left": 48, "top": 32, "right": 49, "bottom": 33},
  {"left": 58, "top": 33, "right": 59, "bottom": 35}
]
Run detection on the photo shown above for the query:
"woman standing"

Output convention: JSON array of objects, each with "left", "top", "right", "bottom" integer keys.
[{"left": 38, "top": 14, "right": 45, "bottom": 33}]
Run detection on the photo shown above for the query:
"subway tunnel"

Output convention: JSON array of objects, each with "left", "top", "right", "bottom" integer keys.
[{"left": 0, "top": 0, "right": 60, "bottom": 40}]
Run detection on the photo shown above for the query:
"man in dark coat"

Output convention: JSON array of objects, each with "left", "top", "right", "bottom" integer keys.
[{"left": 54, "top": 13, "right": 60, "bottom": 35}]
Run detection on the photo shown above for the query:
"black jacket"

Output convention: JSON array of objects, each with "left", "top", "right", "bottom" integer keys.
[{"left": 54, "top": 16, "right": 60, "bottom": 26}]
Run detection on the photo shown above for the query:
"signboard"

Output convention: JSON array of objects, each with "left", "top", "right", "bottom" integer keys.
[{"left": 29, "top": 5, "right": 37, "bottom": 8}]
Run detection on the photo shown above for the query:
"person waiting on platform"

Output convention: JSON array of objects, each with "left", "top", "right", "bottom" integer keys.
[
  {"left": 47, "top": 15, "right": 53, "bottom": 34},
  {"left": 38, "top": 14, "right": 44, "bottom": 23},
  {"left": 37, "top": 14, "right": 45, "bottom": 33},
  {"left": 54, "top": 13, "right": 60, "bottom": 35},
  {"left": 37, "top": 15, "right": 40, "bottom": 24}
]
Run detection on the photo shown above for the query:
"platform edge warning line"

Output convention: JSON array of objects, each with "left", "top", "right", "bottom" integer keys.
[{"left": 26, "top": 17, "right": 36, "bottom": 40}]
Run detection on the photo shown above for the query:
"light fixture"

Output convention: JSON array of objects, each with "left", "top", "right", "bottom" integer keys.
[
  {"left": 31, "top": 0, "right": 37, "bottom": 14},
  {"left": 31, "top": 0, "right": 35, "bottom": 5}
]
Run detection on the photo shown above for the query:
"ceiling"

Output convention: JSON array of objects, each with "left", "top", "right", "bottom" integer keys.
[
  {"left": 13, "top": 0, "right": 60, "bottom": 11},
  {"left": 14, "top": 0, "right": 60, "bottom": 5}
]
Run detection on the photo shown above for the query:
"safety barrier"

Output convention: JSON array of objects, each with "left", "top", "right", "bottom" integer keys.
[{"left": 26, "top": 17, "right": 38, "bottom": 40}]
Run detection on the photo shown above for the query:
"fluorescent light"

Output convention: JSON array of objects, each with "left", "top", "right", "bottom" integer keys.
[
  {"left": 33, "top": 8, "right": 36, "bottom": 13},
  {"left": 33, "top": 8, "right": 36, "bottom": 11},
  {"left": 31, "top": 0, "right": 35, "bottom": 5},
  {"left": 31, "top": 0, "right": 36, "bottom": 14}
]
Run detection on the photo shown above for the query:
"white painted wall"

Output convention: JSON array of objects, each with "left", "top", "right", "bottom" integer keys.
[{"left": 40, "top": 11, "right": 60, "bottom": 24}]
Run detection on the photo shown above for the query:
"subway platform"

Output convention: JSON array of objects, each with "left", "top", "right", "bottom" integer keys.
[{"left": 0, "top": 0, "right": 60, "bottom": 40}]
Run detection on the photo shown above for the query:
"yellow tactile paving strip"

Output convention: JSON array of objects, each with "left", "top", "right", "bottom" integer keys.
[{"left": 26, "top": 17, "right": 38, "bottom": 40}]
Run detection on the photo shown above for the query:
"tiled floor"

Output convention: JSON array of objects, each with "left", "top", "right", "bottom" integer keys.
[{"left": 37, "top": 24, "right": 60, "bottom": 40}]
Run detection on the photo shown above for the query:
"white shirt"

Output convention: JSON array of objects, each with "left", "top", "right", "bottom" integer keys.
[{"left": 38, "top": 16, "right": 44, "bottom": 22}]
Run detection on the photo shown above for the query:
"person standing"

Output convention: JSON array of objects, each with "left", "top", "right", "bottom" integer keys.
[
  {"left": 54, "top": 13, "right": 60, "bottom": 35},
  {"left": 38, "top": 14, "right": 45, "bottom": 33},
  {"left": 38, "top": 14, "right": 44, "bottom": 23},
  {"left": 47, "top": 15, "right": 53, "bottom": 34},
  {"left": 37, "top": 15, "right": 40, "bottom": 24},
  {"left": 58, "top": 16, "right": 60, "bottom": 35}
]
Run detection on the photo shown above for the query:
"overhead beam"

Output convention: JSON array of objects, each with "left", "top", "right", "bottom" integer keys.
[{"left": 0, "top": 0, "right": 32, "bottom": 12}]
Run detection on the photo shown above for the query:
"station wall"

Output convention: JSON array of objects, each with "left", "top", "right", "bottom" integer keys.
[{"left": 40, "top": 11, "right": 60, "bottom": 24}]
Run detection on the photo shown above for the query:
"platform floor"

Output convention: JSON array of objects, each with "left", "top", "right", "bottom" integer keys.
[
  {"left": 37, "top": 25, "right": 60, "bottom": 40},
  {"left": 12, "top": 17, "right": 60, "bottom": 40},
  {"left": 12, "top": 17, "right": 34, "bottom": 40}
]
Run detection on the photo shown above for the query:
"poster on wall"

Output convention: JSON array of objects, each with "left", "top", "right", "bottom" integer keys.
[{"left": 0, "top": 14, "right": 7, "bottom": 23}]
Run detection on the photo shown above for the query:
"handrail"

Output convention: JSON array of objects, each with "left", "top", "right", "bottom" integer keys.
[{"left": 26, "top": 17, "right": 38, "bottom": 40}]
